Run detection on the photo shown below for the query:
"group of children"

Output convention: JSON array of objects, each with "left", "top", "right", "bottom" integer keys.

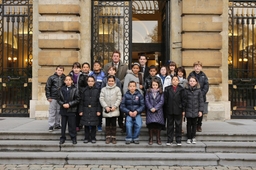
[{"left": 45, "top": 58, "right": 209, "bottom": 146}]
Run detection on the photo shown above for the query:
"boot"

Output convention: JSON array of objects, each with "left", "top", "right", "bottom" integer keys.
[
  {"left": 156, "top": 129, "right": 162, "bottom": 145},
  {"left": 105, "top": 126, "right": 111, "bottom": 144},
  {"left": 148, "top": 129, "right": 153, "bottom": 145},
  {"left": 111, "top": 126, "right": 117, "bottom": 144}
]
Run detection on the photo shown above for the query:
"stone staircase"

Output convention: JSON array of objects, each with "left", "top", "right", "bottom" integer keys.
[{"left": 0, "top": 126, "right": 256, "bottom": 166}]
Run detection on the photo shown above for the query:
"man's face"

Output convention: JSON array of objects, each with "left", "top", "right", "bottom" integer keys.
[
  {"left": 139, "top": 56, "right": 147, "bottom": 66},
  {"left": 112, "top": 53, "right": 120, "bottom": 63}
]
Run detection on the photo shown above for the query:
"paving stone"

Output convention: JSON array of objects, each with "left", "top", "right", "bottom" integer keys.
[
  {"left": 88, "top": 165, "right": 99, "bottom": 168},
  {"left": 158, "top": 167, "right": 170, "bottom": 169},
  {"left": 54, "top": 165, "right": 64, "bottom": 168},
  {"left": 66, "top": 168, "right": 79, "bottom": 170},
  {"left": 126, "top": 169, "right": 137, "bottom": 170},
  {"left": 41, "top": 168, "right": 54, "bottom": 170},
  {"left": 240, "top": 167, "right": 253, "bottom": 170},
  {"left": 181, "top": 167, "right": 193, "bottom": 170},
  {"left": 111, "top": 165, "right": 122, "bottom": 168},
  {"left": 170, "top": 167, "right": 182, "bottom": 170},
  {"left": 227, "top": 167, "right": 240, "bottom": 170},
  {"left": 99, "top": 166, "right": 110, "bottom": 168},
  {"left": 102, "top": 168, "right": 114, "bottom": 170},
  {"left": 53, "top": 168, "right": 66, "bottom": 170},
  {"left": 64, "top": 165, "right": 76, "bottom": 168},
  {"left": 215, "top": 167, "right": 229, "bottom": 170},
  {"left": 115, "top": 168, "right": 127, "bottom": 170},
  {"left": 134, "top": 166, "right": 146, "bottom": 169},
  {"left": 123, "top": 166, "right": 134, "bottom": 169},
  {"left": 192, "top": 167, "right": 204, "bottom": 170},
  {"left": 90, "top": 168, "right": 102, "bottom": 170},
  {"left": 77, "top": 168, "right": 91, "bottom": 170}
]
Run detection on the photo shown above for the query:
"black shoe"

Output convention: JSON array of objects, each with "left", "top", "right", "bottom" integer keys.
[
  {"left": 83, "top": 139, "right": 89, "bottom": 143},
  {"left": 55, "top": 125, "right": 61, "bottom": 130},
  {"left": 48, "top": 126, "right": 54, "bottom": 132},
  {"left": 91, "top": 139, "right": 96, "bottom": 143},
  {"left": 72, "top": 140, "right": 77, "bottom": 144},
  {"left": 59, "top": 139, "right": 65, "bottom": 144}
]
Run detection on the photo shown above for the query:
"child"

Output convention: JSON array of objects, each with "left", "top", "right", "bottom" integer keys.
[
  {"left": 78, "top": 62, "right": 92, "bottom": 89},
  {"left": 123, "top": 62, "right": 144, "bottom": 95},
  {"left": 99, "top": 75, "right": 122, "bottom": 144},
  {"left": 187, "top": 61, "right": 209, "bottom": 132},
  {"left": 58, "top": 75, "right": 80, "bottom": 145},
  {"left": 79, "top": 76, "right": 101, "bottom": 143},
  {"left": 45, "top": 65, "right": 65, "bottom": 132},
  {"left": 164, "top": 76, "right": 185, "bottom": 146},
  {"left": 89, "top": 61, "right": 106, "bottom": 131},
  {"left": 145, "top": 79, "right": 165, "bottom": 145},
  {"left": 156, "top": 65, "right": 172, "bottom": 91},
  {"left": 121, "top": 81, "right": 145, "bottom": 144},
  {"left": 177, "top": 66, "right": 187, "bottom": 88},
  {"left": 168, "top": 61, "right": 178, "bottom": 78},
  {"left": 183, "top": 76, "right": 204, "bottom": 144},
  {"left": 69, "top": 62, "right": 82, "bottom": 132},
  {"left": 101, "top": 66, "right": 122, "bottom": 90},
  {"left": 144, "top": 65, "right": 162, "bottom": 92}
]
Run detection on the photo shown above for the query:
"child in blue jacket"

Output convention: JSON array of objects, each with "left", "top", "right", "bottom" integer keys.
[{"left": 120, "top": 81, "right": 145, "bottom": 144}]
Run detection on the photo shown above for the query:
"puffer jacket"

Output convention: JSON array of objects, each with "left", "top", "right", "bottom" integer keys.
[
  {"left": 184, "top": 83, "right": 204, "bottom": 118},
  {"left": 79, "top": 86, "right": 101, "bottom": 126},
  {"left": 144, "top": 75, "right": 163, "bottom": 91},
  {"left": 164, "top": 85, "right": 185, "bottom": 116},
  {"left": 120, "top": 89, "right": 145, "bottom": 115},
  {"left": 57, "top": 85, "right": 80, "bottom": 115},
  {"left": 145, "top": 89, "right": 165, "bottom": 125},
  {"left": 188, "top": 71, "right": 209, "bottom": 102},
  {"left": 99, "top": 83, "right": 122, "bottom": 118},
  {"left": 157, "top": 74, "right": 172, "bottom": 91},
  {"left": 45, "top": 73, "right": 66, "bottom": 100}
]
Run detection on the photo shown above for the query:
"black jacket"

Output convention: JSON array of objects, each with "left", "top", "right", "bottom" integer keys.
[
  {"left": 184, "top": 84, "right": 204, "bottom": 118},
  {"left": 57, "top": 85, "right": 80, "bottom": 115},
  {"left": 45, "top": 73, "right": 66, "bottom": 100},
  {"left": 188, "top": 71, "right": 209, "bottom": 102},
  {"left": 79, "top": 86, "right": 101, "bottom": 126},
  {"left": 164, "top": 85, "right": 185, "bottom": 116},
  {"left": 140, "top": 66, "right": 150, "bottom": 81}
]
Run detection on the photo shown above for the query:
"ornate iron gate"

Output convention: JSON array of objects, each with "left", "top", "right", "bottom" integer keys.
[
  {"left": 228, "top": 1, "right": 256, "bottom": 118},
  {"left": 92, "top": 0, "right": 132, "bottom": 67},
  {"left": 0, "top": 0, "right": 32, "bottom": 117}
]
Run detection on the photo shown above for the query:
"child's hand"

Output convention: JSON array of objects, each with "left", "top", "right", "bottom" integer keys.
[
  {"left": 139, "top": 85, "right": 143, "bottom": 89},
  {"left": 48, "top": 99, "right": 52, "bottom": 102},
  {"left": 63, "top": 104, "right": 69, "bottom": 108},
  {"left": 79, "top": 112, "right": 83, "bottom": 116},
  {"left": 105, "top": 107, "right": 111, "bottom": 112},
  {"left": 110, "top": 107, "right": 116, "bottom": 112},
  {"left": 198, "top": 112, "right": 202, "bottom": 117},
  {"left": 97, "top": 112, "right": 101, "bottom": 116},
  {"left": 151, "top": 108, "right": 156, "bottom": 112}
]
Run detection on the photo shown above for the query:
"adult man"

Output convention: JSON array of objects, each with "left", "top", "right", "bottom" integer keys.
[
  {"left": 138, "top": 55, "right": 149, "bottom": 81},
  {"left": 103, "top": 50, "right": 128, "bottom": 129}
]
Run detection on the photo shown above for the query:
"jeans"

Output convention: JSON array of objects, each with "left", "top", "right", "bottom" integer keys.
[{"left": 125, "top": 114, "right": 142, "bottom": 141}]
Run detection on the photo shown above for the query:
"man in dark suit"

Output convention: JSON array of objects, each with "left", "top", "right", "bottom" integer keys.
[
  {"left": 138, "top": 55, "right": 149, "bottom": 81},
  {"left": 103, "top": 50, "right": 128, "bottom": 129}
]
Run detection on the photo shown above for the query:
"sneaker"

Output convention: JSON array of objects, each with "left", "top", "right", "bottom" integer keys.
[
  {"left": 192, "top": 138, "right": 196, "bottom": 144},
  {"left": 91, "top": 139, "right": 96, "bottom": 143},
  {"left": 83, "top": 139, "right": 89, "bottom": 143},
  {"left": 48, "top": 126, "right": 54, "bottom": 132},
  {"left": 125, "top": 140, "right": 131, "bottom": 144},
  {"left": 59, "top": 139, "right": 65, "bottom": 145},
  {"left": 134, "top": 140, "right": 139, "bottom": 144},
  {"left": 187, "top": 139, "right": 191, "bottom": 144},
  {"left": 55, "top": 125, "right": 61, "bottom": 130},
  {"left": 176, "top": 143, "right": 182, "bottom": 146},
  {"left": 97, "top": 126, "right": 102, "bottom": 132},
  {"left": 166, "top": 142, "right": 172, "bottom": 146}
]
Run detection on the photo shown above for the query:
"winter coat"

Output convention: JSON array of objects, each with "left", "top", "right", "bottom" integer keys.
[
  {"left": 178, "top": 77, "right": 188, "bottom": 88},
  {"left": 145, "top": 89, "right": 165, "bottom": 125},
  {"left": 156, "top": 74, "right": 172, "bottom": 91},
  {"left": 79, "top": 86, "right": 101, "bottom": 126},
  {"left": 188, "top": 71, "right": 209, "bottom": 102},
  {"left": 45, "top": 73, "right": 66, "bottom": 100},
  {"left": 120, "top": 89, "right": 145, "bottom": 116},
  {"left": 89, "top": 70, "right": 106, "bottom": 89},
  {"left": 57, "top": 85, "right": 80, "bottom": 115},
  {"left": 103, "top": 61, "right": 128, "bottom": 84},
  {"left": 78, "top": 71, "right": 92, "bottom": 89},
  {"left": 183, "top": 83, "right": 204, "bottom": 118},
  {"left": 164, "top": 85, "right": 185, "bottom": 116},
  {"left": 123, "top": 70, "right": 144, "bottom": 95},
  {"left": 144, "top": 75, "right": 163, "bottom": 91},
  {"left": 99, "top": 84, "right": 122, "bottom": 118},
  {"left": 101, "top": 76, "right": 122, "bottom": 90}
]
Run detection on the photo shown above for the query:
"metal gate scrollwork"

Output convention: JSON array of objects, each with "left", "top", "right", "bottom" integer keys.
[
  {"left": 0, "top": 0, "right": 33, "bottom": 116},
  {"left": 92, "top": 0, "right": 132, "bottom": 67}
]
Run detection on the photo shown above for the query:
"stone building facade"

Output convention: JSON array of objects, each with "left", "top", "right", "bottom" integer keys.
[{"left": 28, "top": 0, "right": 230, "bottom": 120}]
